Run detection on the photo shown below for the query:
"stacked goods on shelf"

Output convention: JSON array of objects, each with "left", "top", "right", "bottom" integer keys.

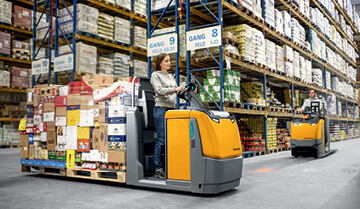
[
  {"left": 325, "top": 71, "right": 331, "bottom": 90},
  {"left": 284, "top": 89, "right": 299, "bottom": 108},
  {"left": 22, "top": 75, "right": 132, "bottom": 172},
  {"left": 133, "top": 26, "right": 147, "bottom": 50},
  {"left": 293, "top": 51, "right": 300, "bottom": 79},
  {"left": 355, "top": 106, "right": 359, "bottom": 119},
  {"left": 12, "top": 6, "right": 31, "bottom": 29},
  {"left": 276, "top": 128, "right": 290, "bottom": 149},
  {"left": 0, "top": 0, "right": 11, "bottom": 25},
  {"left": 238, "top": 0, "right": 253, "bottom": 12},
  {"left": 133, "top": 60, "right": 148, "bottom": 77},
  {"left": 261, "top": 0, "right": 275, "bottom": 27},
  {"left": 240, "top": 82, "right": 264, "bottom": 106},
  {"left": 282, "top": 11, "right": 291, "bottom": 38},
  {"left": 302, "top": 0, "right": 310, "bottom": 19},
  {"left": 224, "top": 24, "right": 255, "bottom": 62},
  {"left": 239, "top": 124, "right": 265, "bottom": 152},
  {"left": 0, "top": 69, "right": 10, "bottom": 86},
  {"left": 59, "top": 4, "right": 98, "bottom": 36},
  {"left": 97, "top": 56, "right": 114, "bottom": 77},
  {"left": 327, "top": 94, "right": 337, "bottom": 115},
  {"left": 312, "top": 68, "right": 323, "bottom": 87},
  {"left": 331, "top": 76, "right": 339, "bottom": 92},
  {"left": 151, "top": 0, "right": 175, "bottom": 11},
  {"left": 348, "top": 124, "right": 356, "bottom": 138},
  {"left": 299, "top": 56, "right": 305, "bottom": 81},
  {"left": 253, "top": 0, "right": 262, "bottom": 19},
  {"left": 134, "top": 0, "right": 147, "bottom": 17},
  {"left": 114, "top": 17, "right": 130, "bottom": 45},
  {"left": 11, "top": 67, "right": 31, "bottom": 88},
  {"left": 104, "top": 53, "right": 130, "bottom": 78},
  {"left": 0, "top": 31, "right": 10, "bottom": 56},
  {"left": 291, "top": 18, "right": 305, "bottom": 47},
  {"left": 276, "top": 45, "right": 284, "bottom": 73},
  {"left": 0, "top": 124, "right": 20, "bottom": 146},
  {"left": 329, "top": 123, "right": 340, "bottom": 141},
  {"left": 12, "top": 40, "right": 31, "bottom": 60},
  {"left": 267, "top": 118, "right": 277, "bottom": 150},
  {"left": 274, "top": 9, "right": 283, "bottom": 35},
  {"left": 116, "top": 0, "right": 131, "bottom": 10},
  {"left": 199, "top": 69, "right": 240, "bottom": 103},
  {"left": 59, "top": 42, "right": 97, "bottom": 74},
  {"left": 305, "top": 60, "right": 312, "bottom": 84},
  {"left": 153, "top": 25, "right": 186, "bottom": 57},
  {"left": 98, "top": 13, "right": 114, "bottom": 41},
  {"left": 265, "top": 40, "right": 275, "bottom": 71},
  {"left": 309, "top": 29, "right": 322, "bottom": 58},
  {"left": 283, "top": 45, "right": 293, "bottom": 77},
  {"left": 1, "top": 105, "right": 25, "bottom": 117},
  {"left": 0, "top": 92, "right": 26, "bottom": 104},
  {"left": 254, "top": 28, "right": 266, "bottom": 65},
  {"left": 339, "top": 122, "right": 347, "bottom": 140}
]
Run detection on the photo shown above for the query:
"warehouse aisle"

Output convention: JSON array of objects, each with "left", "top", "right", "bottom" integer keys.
[{"left": 0, "top": 139, "right": 359, "bottom": 209}]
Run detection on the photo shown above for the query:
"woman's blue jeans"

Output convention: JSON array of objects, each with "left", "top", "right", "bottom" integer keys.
[{"left": 153, "top": 106, "right": 169, "bottom": 170}]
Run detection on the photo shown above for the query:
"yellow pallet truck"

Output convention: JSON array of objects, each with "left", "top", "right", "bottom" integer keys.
[
  {"left": 126, "top": 77, "right": 243, "bottom": 194},
  {"left": 290, "top": 101, "right": 337, "bottom": 158}
]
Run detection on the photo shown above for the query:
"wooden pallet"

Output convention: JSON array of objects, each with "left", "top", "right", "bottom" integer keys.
[
  {"left": 254, "top": 105, "right": 266, "bottom": 111},
  {"left": 267, "top": 148, "right": 280, "bottom": 154},
  {"left": 223, "top": 37, "right": 238, "bottom": 47},
  {"left": 21, "top": 164, "right": 66, "bottom": 176},
  {"left": 255, "top": 150, "right": 266, "bottom": 156},
  {"left": 13, "top": 24, "right": 31, "bottom": 31},
  {"left": 98, "top": 35, "right": 114, "bottom": 43},
  {"left": 11, "top": 49, "right": 30, "bottom": 55},
  {"left": 11, "top": 54, "right": 30, "bottom": 61},
  {"left": 265, "top": 22, "right": 275, "bottom": 32},
  {"left": 99, "top": 0, "right": 115, "bottom": 6},
  {"left": 133, "top": 12, "right": 146, "bottom": 19},
  {"left": 242, "top": 151, "right": 255, "bottom": 158},
  {"left": 67, "top": 168, "right": 126, "bottom": 183}
]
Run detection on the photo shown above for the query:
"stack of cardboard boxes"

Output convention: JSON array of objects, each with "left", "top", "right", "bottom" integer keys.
[
  {"left": 266, "top": 118, "right": 277, "bottom": 150},
  {"left": 240, "top": 81, "right": 264, "bottom": 105},
  {"left": 21, "top": 74, "right": 133, "bottom": 172},
  {"left": 276, "top": 128, "right": 290, "bottom": 149},
  {"left": 239, "top": 124, "right": 265, "bottom": 152},
  {"left": 0, "top": 0, "right": 11, "bottom": 25}
]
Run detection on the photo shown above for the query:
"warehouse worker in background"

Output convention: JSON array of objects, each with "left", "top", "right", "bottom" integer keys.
[
  {"left": 301, "top": 89, "right": 326, "bottom": 113},
  {"left": 150, "top": 53, "right": 185, "bottom": 179}
]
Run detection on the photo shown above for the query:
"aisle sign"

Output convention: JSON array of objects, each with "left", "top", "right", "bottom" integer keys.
[
  {"left": 32, "top": 59, "right": 50, "bottom": 75},
  {"left": 186, "top": 25, "right": 221, "bottom": 51},
  {"left": 147, "top": 33, "right": 178, "bottom": 57},
  {"left": 54, "top": 54, "right": 74, "bottom": 72}
]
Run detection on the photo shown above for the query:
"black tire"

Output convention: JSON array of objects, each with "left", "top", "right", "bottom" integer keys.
[{"left": 291, "top": 149, "right": 298, "bottom": 158}]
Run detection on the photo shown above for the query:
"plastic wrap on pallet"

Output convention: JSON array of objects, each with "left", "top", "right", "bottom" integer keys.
[
  {"left": 274, "top": 9, "right": 283, "bottom": 35},
  {"left": 13, "top": 6, "right": 31, "bottom": 29},
  {"left": 116, "top": 0, "right": 131, "bottom": 10},
  {"left": 0, "top": 31, "right": 10, "bottom": 55},
  {"left": 114, "top": 17, "right": 130, "bottom": 45},
  {"left": 0, "top": 70, "right": 10, "bottom": 86},
  {"left": 11, "top": 67, "right": 31, "bottom": 88},
  {"left": 133, "top": 60, "right": 147, "bottom": 77},
  {"left": 0, "top": 0, "right": 12, "bottom": 25},
  {"left": 275, "top": 45, "right": 284, "bottom": 73},
  {"left": 254, "top": 28, "right": 266, "bottom": 65},
  {"left": 134, "top": 0, "right": 147, "bottom": 17},
  {"left": 293, "top": 51, "right": 300, "bottom": 79},
  {"left": 261, "top": 0, "right": 275, "bottom": 27},
  {"left": 134, "top": 26, "right": 147, "bottom": 50},
  {"left": 97, "top": 56, "right": 114, "bottom": 77},
  {"left": 327, "top": 94, "right": 337, "bottom": 115},
  {"left": 284, "top": 61, "right": 293, "bottom": 77},
  {"left": 265, "top": 40, "right": 276, "bottom": 70},
  {"left": 283, "top": 45, "right": 293, "bottom": 61},
  {"left": 291, "top": 18, "right": 305, "bottom": 46},
  {"left": 303, "top": 0, "right": 310, "bottom": 19},
  {"left": 299, "top": 56, "right": 305, "bottom": 82},
  {"left": 305, "top": 59, "right": 312, "bottom": 84},
  {"left": 239, "top": 0, "right": 253, "bottom": 12},
  {"left": 312, "top": 68, "right": 323, "bottom": 87},
  {"left": 98, "top": 13, "right": 114, "bottom": 41},
  {"left": 325, "top": 71, "right": 331, "bottom": 90},
  {"left": 59, "top": 4, "right": 98, "bottom": 36},
  {"left": 309, "top": 29, "right": 321, "bottom": 58},
  {"left": 151, "top": 0, "right": 174, "bottom": 11},
  {"left": 103, "top": 53, "right": 130, "bottom": 78},
  {"left": 253, "top": 0, "right": 262, "bottom": 20},
  {"left": 282, "top": 11, "right": 291, "bottom": 38}
]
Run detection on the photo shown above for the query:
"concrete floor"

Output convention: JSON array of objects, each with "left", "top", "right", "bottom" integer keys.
[{"left": 0, "top": 139, "right": 359, "bottom": 209}]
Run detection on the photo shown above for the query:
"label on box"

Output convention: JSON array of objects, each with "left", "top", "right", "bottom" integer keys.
[
  {"left": 43, "top": 112, "right": 55, "bottom": 122},
  {"left": 108, "top": 124, "right": 126, "bottom": 136},
  {"left": 108, "top": 105, "right": 127, "bottom": 117},
  {"left": 80, "top": 110, "right": 95, "bottom": 127},
  {"left": 107, "top": 117, "right": 126, "bottom": 124},
  {"left": 56, "top": 117, "right": 67, "bottom": 126},
  {"left": 28, "top": 134, "right": 34, "bottom": 144},
  {"left": 90, "top": 150, "right": 99, "bottom": 162},
  {"left": 57, "top": 135, "right": 66, "bottom": 144},
  {"left": 40, "top": 132, "right": 47, "bottom": 142},
  {"left": 108, "top": 135, "right": 127, "bottom": 142},
  {"left": 34, "top": 115, "right": 42, "bottom": 125},
  {"left": 98, "top": 152, "right": 108, "bottom": 163}
]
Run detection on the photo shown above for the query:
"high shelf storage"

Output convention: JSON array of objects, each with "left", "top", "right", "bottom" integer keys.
[{"left": 147, "top": 0, "right": 359, "bottom": 154}]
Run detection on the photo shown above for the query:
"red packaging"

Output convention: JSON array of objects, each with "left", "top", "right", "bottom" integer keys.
[
  {"left": 11, "top": 67, "right": 30, "bottom": 88},
  {"left": 12, "top": 6, "right": 32, "bottom": 29},
  {"left": 77, "top": 139, "right": 90, "bottom": 152},
  {"left": 55, "top": 96, "right": 67, "bottom": 107},
  {"left": 69, "top": 81, "right": 81, "bottom": 94},
  {"left": 0, "top": 31, "right": 11, "bottom": 55}
]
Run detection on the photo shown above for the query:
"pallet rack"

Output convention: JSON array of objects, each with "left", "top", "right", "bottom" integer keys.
[{"left": 147, "top": 0, "right": 359, "bottom": 151}]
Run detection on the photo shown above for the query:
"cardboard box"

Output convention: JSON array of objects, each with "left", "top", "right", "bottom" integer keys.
[
  {"left": 90, "top": 150, "right": 99, "bottom": 161},
  {"left": 77, "top": 139, "right": 90, "bottom": 152},
  {"left": 43, "top": 112, "right": 55, "bottom": 122},
  {"left": 92, "top": 129, "right": 100, "bottom": 150},
  {"left": 81, "top": 74, "right": 113, "bottom": 95},
  {"left": 21, "top": 146, "right": 29, "bottom": 159},
  {"left": 44, "top": 102, "right": 55, "bottom": 112},
  {"left": 56, "top": 116, "right": 67, "bottom": 126},
  {"left": 77, "top": 127, "right": 90, "bottom": 139},
  {"left": 69, "top": 82, "right": 81, "bottom": 94},
  {"left": 108, "top": 151, "right": 126, "bottom": 163},
  {"left": 97, "top": 102, "right": 106, "bottom": 122},
  {"left": 66, "top": 150, "right": 76, "bottom": 168},
  {"left": 29, "top": 144, "right": 34, "bottom": 159},
  {"left": 66, "top": 126, "right": 77, "bottom": 150},
  {"left": 20, "top": 135, "right": 29, "bottom": 147},
  {"left": 55, "top": 96, "right": 67, "bottom": 107},
  {"left": 67, "top": 94, "right": 81, "bottom": 106},
  {"left": 46, "top": 121, "right": 56, "bottom": 132},
  {"left": 99, "top": 124, "right": 108, "bottom": 152},
  {"left": 67, "top": 110, "right": 80, "bottom": 126},
  {"left": 56, "top": 107, "right": 67, "bottom": 116},
  {"left": 47, "top": 131, "right": 57, "bottom": 150},
  {"left": 79, "top": 109, "right": 94, "bottom": 127},
  {"left": 108, "top": 124, "right": 126, "bottom": 142}
]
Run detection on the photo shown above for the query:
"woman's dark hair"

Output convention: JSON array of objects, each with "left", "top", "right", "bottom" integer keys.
[{"left": 155, "top": 53, "right": 169, "bottom": 71}]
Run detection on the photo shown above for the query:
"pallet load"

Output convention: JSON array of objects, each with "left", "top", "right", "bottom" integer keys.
[
  {"left": 2, "top": 105, "right": 25, "bottom": 118},
  {"left": 114, "top": 17, "right": 130, "bottom": 45},
  {"left": 261, "top": 0, "right": 275, "bottom": 28},
  {"left": 254, "top": 28, "right": 266, "bottom": 65},
  {"left": 116, "top": 0, "right": 131, "bottom": 11},
  {"left": 0, "top": 31, "right": 10, "bottom": 56},
  {"left": 325, "top": 71, "right": 331, "bottom": 90},
  {"left": 11, "top": 67, "right": 31, "bottom": 88},
  {"left": 133, "top": 26, "right": 147, "bottom": 50},
  {"left": 0, "top": 0, "right": 11, "bottom": 25},
  {"left": 134, "top": 0, "right": 147, "bottom": 17},
  {"left": 309, "top": 29, "right": 322, "bottom": 58},
  {"left": 299, "top": 56, "right": 305, "bottom": 82},
  {"left": 104, "top": 53, "right": 130, "bottom": 78},
  {"left": 59, "top": 4, "right": 98, "bottom": 36},
  {"left": 239, "top": 125, "right": 265, "bottom": 153},
  {"left": 276, "top": 128, "right": 290, "bottom": 149},
  {"left": 21, "top": 75, "right": 131, "bottom": 181},
  {"left": 0, "top": 69, "right": 10, "bottom": 86},
  {"left": 12, "top": 6, "right": 31, "bottom": 29},
  {"left": 327, "top": 94, "right": 337, "bottom": 115},
  {"left": 329, "top": 123, "right": 340, "bottom": 142},
  {"left": 253, "top": 0, "right": 262, "bottom": 20},
  {"left": 151, "top": 0, "right": 175, "bottom": 11},
  {"left": 305, "top": 59, "right": 312, "bottom": 84},
  {"left": 12, "top": 40, "right": 30, "bottom": 61},
  {"left": 133, "top": 60, "right": 148, "bottom": 77},
  {"left": 97, "top": 56, "right": 114, "bottom": 77},
  {"left": 265, "top": 40, "right": 276, "bottom": 71},
  {"left": 293, "top": 51, "right": 300, "bottom": 80},
  {"left": 282, "top": 11, "right": 291, "bottom": 39},
  {"left": 199, "top": 69, "right": 240, "bottom": 103},
  {"left": 291, "top": 18, "right": 305, "bottom": 46},
  {"left": 267, "top": 118, "right": 277, "bottom": 150},
  {"left": 240, "top": 82, "right": 264, "bottom": 106},
  {"left": 238, "top": 0, "right": 253, "bottom": 12},
  {"left": 98, "top": 13, "right": 114, "bottom": 41},
  {"left": 275, "top": 45, "right": 284, "bottom": 73},
  {"left": 274, "top": 9, "right": 283, "bottom": 35},
  {"left": 284, "top": 89, "right": 299, "bottom": 108},
  {"left": 1, "top": 124, "right": 20, "bottom": 147},
  {"left": 312, "top": 68, "right": 323, "bottom": 87}
]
